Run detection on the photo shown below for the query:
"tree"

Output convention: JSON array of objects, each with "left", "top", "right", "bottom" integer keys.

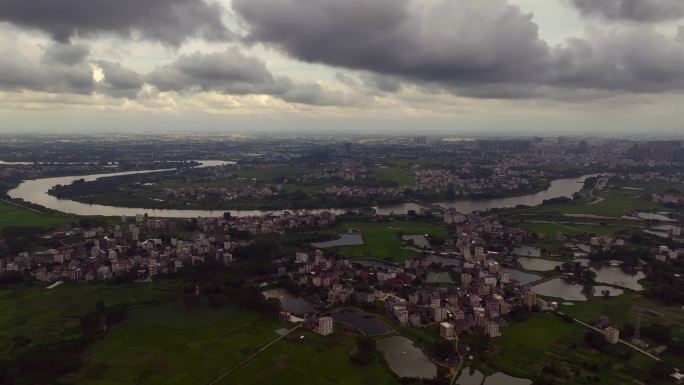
[
  {"left": 648, "top": 361, "right": 674, "bottom": 381},
  {"left": 356, "top": 336, "right": 377, "bottom": 352},
  {"left": 349, "top": 350, "right": 375, "bottom": 366},
  {"left": 445, "top": 186, "right": 456, "bottom": 201},
  {"left": 431, "top": 340, "right": 456, "bottom": 361}
]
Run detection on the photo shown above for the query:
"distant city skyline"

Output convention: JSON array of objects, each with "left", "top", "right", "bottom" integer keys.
[{"left": 0, "top": 0, "right": 683, "bottom": 134}]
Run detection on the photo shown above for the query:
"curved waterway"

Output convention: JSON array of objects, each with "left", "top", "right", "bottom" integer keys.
[{"left": 8, "top": 165, "right": 597, "bottom": 218}]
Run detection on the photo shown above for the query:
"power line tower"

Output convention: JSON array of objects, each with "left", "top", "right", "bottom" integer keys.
[{"left": 632, "top": 308, "right": 642, "bottom": 344}]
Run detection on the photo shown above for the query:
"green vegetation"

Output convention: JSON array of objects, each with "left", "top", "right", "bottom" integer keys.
[
  {"left": 489, "top": 313, "right": 656, "bottom": 384},
  {"left": 370, "top": 166, "right": 415, "bottom": 186},
  {"left": 226, "top": 330, "right": 400, "bottom": 385},
  {"left": 561, "top": 292, "right": 684, "bottom": 340},
  {"left": 67, "top": 304, "right": 286, "bottom": 385},
  {"left": 316, "top": 221, "right": 449, "bottom": 262},
  {"left": 0, "top": 282, "right": 180, "bottom": 354},
  {"left": 524, "top": 192, "right": 663, "bottom": 218},
  {"left": 490, "top": 313, "right": 582, "bottom": 376},
  {"left": 516, "top": 222, "right": 636, "bottom": 237},
  {"left": 0, "top": 201, "right": 74, "bottom": 231}
]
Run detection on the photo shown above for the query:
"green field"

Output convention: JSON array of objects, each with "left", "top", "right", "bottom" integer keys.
[
  {"left": 370, "top": 167, "right": 415, "bottom": 186},
  {"left": 67, "top": 304, "right": 287, "bottom": 385},
  {"left": 490, "top": 313, "right": 582, "bottom": 376},
  {"left": 226, "top": 330, "right": 400, "bottom": 385},
  {"left": 0, "top": 201, "right": 74, "bottom": 230},
  {"left": 0, "top": 282, "right": 181, "bottom": 354},
  {"left": 489, "top": 313, "right": 654, "bottom": 384},
  {"left": 317, "top": 221, "right": 449, "bottom": 262},
  {"left": 516, "top": 222, "right": 636, "bottom": 237},
  {"left": 525, "top": 193, "right": 663, "bottom": 218},
  {"left": 561, "top": 293, "right": 684, "bottom": 340},
  {"left": 0, "top": 282, "right": 401, "bottom": 385}
]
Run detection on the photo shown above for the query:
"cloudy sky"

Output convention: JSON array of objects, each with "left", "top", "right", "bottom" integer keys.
[{"left": 0, "top": 0, "right": 683, "bottom": 135}]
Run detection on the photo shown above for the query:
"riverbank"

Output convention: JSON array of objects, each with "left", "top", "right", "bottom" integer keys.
[{"left": 8, "top": 171, "right": 598, "bottom": 218}]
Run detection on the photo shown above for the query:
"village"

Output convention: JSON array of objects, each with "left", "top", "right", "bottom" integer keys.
[{"left": 2, "top": 203, "right": 682, "bottom": 373}]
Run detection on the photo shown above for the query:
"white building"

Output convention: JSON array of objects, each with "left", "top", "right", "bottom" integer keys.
[
  {"left": 317, "top": 317, "right": 334, "bottom": 336},
  {"left": 604, "top": 327, "right": 620, "bottom": 344},
  {"left": 440, "top": 322, "right": 457, "bottom": 341}
]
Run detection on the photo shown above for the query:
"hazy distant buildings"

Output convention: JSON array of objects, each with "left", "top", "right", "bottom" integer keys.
[
  {"left": 477, "top": 140, "right": 532, "bottom": 153},
  {"left": 627, "top": 141, "right": 684, "bottom": 162},
  {"left": 413, "top": 136, "right": 428, "bottom": 145}
]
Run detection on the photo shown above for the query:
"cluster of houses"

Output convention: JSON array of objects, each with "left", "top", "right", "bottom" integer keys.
[
  {"left": 163, "top": 185, "right": 277, "bottom": 202},
  {"left": 276, "top": 212, "right": 551, "bottom": 344},
  {"left": 415, "top": 169, "right": 533, "bottom": 196},
  {"left": 297, "top": 165, "right": 370, "bottom": 183},
  {"left": 0, "top": 211, "right": 340, "bottom": 282}
]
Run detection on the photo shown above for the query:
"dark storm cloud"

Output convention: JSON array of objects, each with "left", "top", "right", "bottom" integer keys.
[
  {"left": 233, "top": 0, "right": 684, "bottom": 98},
  {"left": 147, "top": 48, "right": 348, "bottom": 105},
  {"left": 568, "top": 0, "right": 684, "bottom": 22},
  {"left": 0, "top": 0, "right": 231, "bottom": 45},
  {"left": 234, "top": 0, "right": 551, "bottom": 85}
]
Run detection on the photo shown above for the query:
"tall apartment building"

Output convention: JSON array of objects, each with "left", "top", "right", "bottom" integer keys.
[
  {"left": 317, "top": 317, "right": 334, "bottom": 336},
  {"left": 524, "top": 290, "right": 537, "bottom": 310}
]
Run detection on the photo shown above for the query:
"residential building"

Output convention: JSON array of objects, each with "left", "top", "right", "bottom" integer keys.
[
  {"left": 440, "top": 322, "right": 457, "bottom": 341},
  {"left": 317, "top": 317, "right": 334, "bottom": 336},
  {"left": 604, "top": 327, "right": 620, "bottom": 344}
]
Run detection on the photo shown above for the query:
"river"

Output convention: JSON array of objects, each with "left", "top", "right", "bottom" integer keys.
[{"left": 7, "top": 165, "right": 597, "bottom": 219}]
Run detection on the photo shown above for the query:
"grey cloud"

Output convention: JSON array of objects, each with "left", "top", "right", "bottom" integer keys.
[
  {"left": 234, "top": 0, "right": 684, "bottom": 98},
  {"left": 147, "top": 48, "right": 348, "bottom": 105},
  {"left": 360, "top": 74, "right": 403, "bottom": 93},
  {"left": 234, "top": 0, "right": 550, "bottom": 85},
  {"left": 42, "top": 42, "right": 90, "bottom": 65},
  {"left": 0, "top": 44, "right": 94, "bottom": 94},
  {"left": 568, "top": 0, "right": 684, "bottom": 22},
  {"left": 280, "top": 82, "right": 347, "bottom": 106},
  {"left": 0, "top": 0, "right": 231, "bottom": 45},
  {"left": 147, "top": 48, "right": 287, "bottom": 95},
  {"left": 96, "top": 61, "right": 144, "bottom": 98},
  {"left": 0, "top": 43, "right": 146, "bottom": 98},
  {"left": 552, "top": 28, "right": 684, "bottom": 93}
]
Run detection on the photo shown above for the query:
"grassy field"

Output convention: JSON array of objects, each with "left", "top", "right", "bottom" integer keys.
[
  {"left": 489, "top": 313, "right": 654, "bottom": 384},
  {"left": 516, "top": 222, "right": 636, "bottom": 237},
  {"left": 561, "top": 292, "right": 684, "bottom": 340},
  {"left": 66, "top": 304, "right": 287, "bottom": 385},
  {"left": 317, "top": 221, "right": 449, "bottom": 262},
  {"left": 0, "top": 201, "right": 74, "bottom": 230},
  {"left": 490, "top": 313, "right": 582, "bottom": 376},
  {"left": 0, "top": 281, "right": 181, "bottom": 355},
  {"left": 0, "top": 282, "right": 399, "bottom": 385},
  {"left": 369, "top": 167, "right": 415, "bottom": 186},
  {"left": 525, "top": 193, "right": 663, "bottom": 218},
  {"left": 226, "top": 330, "right": 400, "bottom": 385}
]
